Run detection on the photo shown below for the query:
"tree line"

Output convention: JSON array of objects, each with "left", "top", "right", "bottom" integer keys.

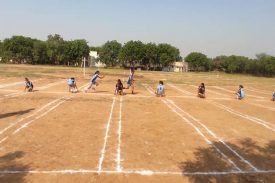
[
  {"left": 0, "top": 34, "right": 274, "bottom": 76},
  {"left": 0, "top": 35, "right": 181, "bottom": 69},
  {"left": 185, "top": 52, "right": 275, "bottom": 77}
]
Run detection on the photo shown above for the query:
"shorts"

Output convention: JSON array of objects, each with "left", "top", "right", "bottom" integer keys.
[{"left": 127, "top": 79, "right": 133, "bottom": 86}]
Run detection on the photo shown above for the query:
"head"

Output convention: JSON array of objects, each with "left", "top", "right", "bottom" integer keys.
[
  {"left": 71, "top": 77, "right": 75, "bottom": 80},
  {"left": 25, "top": 78, "right": 29, "bottom": 82},
  {"left": 201, "top": 83, "right": 205, "bottom": 87},
  {"left": 159, "top": 81, "right": 164, "bottom": 85},
  {"left": 117, "top": 79, "right": 122, "bottom": 84},
  {"left": 95, "top": 70, "right": 100, "bottom": 75},
  {"left": 239, "top": 85, "right": 243, "bottom": 88}
]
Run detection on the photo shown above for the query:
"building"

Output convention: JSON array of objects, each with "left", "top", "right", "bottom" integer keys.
[
  {"left": 89, "top": 51, "right": 106, "bottom": 68},
  {"left": 163, "top": 61, "right": 188, "bottom": 72}
]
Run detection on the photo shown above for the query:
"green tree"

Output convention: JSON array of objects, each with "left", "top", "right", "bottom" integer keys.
[
  {"left": 2, "top": 36, "right": 34, "bottom": 63},
  {"left": 119, "top": 40, "right": 145, "bottom": 67},
  {"left": 99, "top": 40, "right": 122, "bottom": 67},
  {"left": 158, "top": 43, "right": 181, "bottom": 67},
  {"left": 65, "top": 39, "right": 90, "bottom": 66},
  {"left": 46, "top": 34, "right": 66, "bottom": 65},
  {"left": 142, "top": 43, "right": 159, "bottom": 70},
  {"left": 222, "top": 55, "right": 249, "bottom": 73},
  {"left": 32, "top": 40, "right": 48, "bottom": 64},
  {"left": 185, "top": 52, "right": 211, "bottom": 71}
]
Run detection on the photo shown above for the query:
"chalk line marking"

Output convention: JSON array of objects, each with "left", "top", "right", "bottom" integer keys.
[
  {"left": 166, "top": 99, "right": 258, "bottom": 171},
  {"left": 36, "top": 80, "right": 65, "bottom": 90},
  {"left": 249, "top": 103, "right": 275, "bottom": 112},
  {"left": 116, "top": 97, "right": 123, "bottom": 172},
  {"left": 211, "top": 86, "right": 265, "bottom": 99},
  {"left": 209, "top": 101, "right": 275, "bottom": 132},
  {"left": 168, "top": 84, "right": 192, "bottom": 95},
  {"left": 246, "top": 87, "right": 271, "bottom": 95},
  {"left": 0, "top": 98, "right": 62, "bottom": 135},
  {"left": 97, "top": 97, "right": 116, "bottom": 173},
  {"left": 0, "top": 137, "right": 8, "bottom": 145},
  {"left": 0, "top": 79, "right": 42, "bottom": 89},
  {"left": 12, "top": 98, "right": 69, "bottom": 134},
  {"left": 143, "top": 84, "right": 242, "bottom": 172},
  {"left": 0, "top": 169, "right": 275, "bottom": 176}
]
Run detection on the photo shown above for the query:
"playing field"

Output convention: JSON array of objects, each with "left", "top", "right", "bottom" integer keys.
[{"left": 0, "top": 64, "right": 275, "bottom": 183}]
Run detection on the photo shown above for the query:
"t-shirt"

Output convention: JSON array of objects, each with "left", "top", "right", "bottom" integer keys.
[
  {"left": 240, "top": 88, "right": 245, "bottom": 98},
  {"left": 91, "top": 74, "right": 99, "bottom": 83},
  {"left": 116, "top": 83, "right": 123, "bottom": 90},
  {"left": 26, "top": 81, "right": 33, "bottom": 88},
  {"left": 157, "top": 84, "right": 164, "bottom": 94},
  {"left": 67, "top": 79, "right": 74, "bottom": 85},
  {"left": 199, "top": 86, "right": 205, "bottom": 94}
]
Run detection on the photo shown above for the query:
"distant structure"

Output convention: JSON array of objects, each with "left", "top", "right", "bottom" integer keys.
[
  {"left": 163, "top": 61, "right": 188, "bottom": 72},
  {"left": 89, "top": 51, "right": 106, "bottom": 67}
]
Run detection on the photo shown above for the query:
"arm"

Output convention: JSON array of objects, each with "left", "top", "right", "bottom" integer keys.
[{"left": 99, "top": 74, "right": 105, "bottom": 79}]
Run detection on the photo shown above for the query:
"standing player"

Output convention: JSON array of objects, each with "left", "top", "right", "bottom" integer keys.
[
  {"left": 124, "top": 67, "right": 135, "bottom": 94},
  {"left": 236, "top": 85, "right": 245, "bottom": 100},
  {"left": 155, "top": 81, "right": 165, "bottom": 97},
  {"left": 85, "top": 71, "right": 104, "bottom": 92},
  {"left": 24, "top": 78, "right": 33, "bottom": 92}
]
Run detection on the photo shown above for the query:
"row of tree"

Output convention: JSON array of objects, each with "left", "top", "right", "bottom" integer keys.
[
  {"left": 0, "top": 34, "right": 90, "bottom": 66},
  {"left": 98, "top": 40, "right": 181, "bottom": 69},
  {"left": 0, "top": 35, "right": 181, "bottom": 69},
  {"left": 185, "top": 52, "right": 275, "bottom": 76}
]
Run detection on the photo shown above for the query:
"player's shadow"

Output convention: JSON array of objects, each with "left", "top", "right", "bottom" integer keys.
[
  {"left": 179, "top": 138, "right": 275, "bottom": 183},
  {"left": 0, "top": 108, "right": 34, "bottom": 120},
  {"left": 0, "top": 151, "right": 30, "bottom": 183}
]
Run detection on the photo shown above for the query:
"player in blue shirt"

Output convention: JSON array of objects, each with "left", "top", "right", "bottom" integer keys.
[
  {"left": 24, "top": 78, "right": 33, "bottom": 92},
  {"left": 155, "top": 81, "right": 165, "bottom": 97},
  {"left": 272, "top": 92, "right": 275, "bottom": 101},
  {"left": 124, "top": 67, "right": 135, "bottom": 94},
  {"left": 67, "top": 77, "right": 78, "bottom": 93},
  {"left": 236, "top": 85, "right": 245, "bottom": 100},
  {"left": 85, "top": 71, "right": 104, "bottom": 92}
]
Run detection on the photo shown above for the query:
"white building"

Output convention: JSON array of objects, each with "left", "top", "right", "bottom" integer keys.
[
  {"left": 163, "top": 61, "right": 188, "bottom": 72},
  {"left": 89, "top": 51, "right": 106, "bottom": 68}
]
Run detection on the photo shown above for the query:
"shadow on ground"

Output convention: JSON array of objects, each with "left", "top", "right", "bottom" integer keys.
[
  {"left": 179, "top": 138, "right": 275, "bottom": 183},
  {"left": 0, "top": 109, "right": 34, "bottom": 119},
  {"left": 0, "top": 151, "right": 29, "bottom": 183}
]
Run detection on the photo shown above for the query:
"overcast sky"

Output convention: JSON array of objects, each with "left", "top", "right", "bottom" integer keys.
[{"left": 1, "top": 0, "right": 275, "bottom": 58}]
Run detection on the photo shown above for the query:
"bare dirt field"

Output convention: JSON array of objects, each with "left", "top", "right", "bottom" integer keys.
[{"left": 0, "top": 64, "right": 275, "bottom": 183}]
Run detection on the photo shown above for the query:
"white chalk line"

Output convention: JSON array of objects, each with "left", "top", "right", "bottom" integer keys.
[
  {"left": 97, "top": 97, "right": 116, "bottom": 173},
  {"left": 166, "top": 99, "right": 258, "bottom": 171},
  {"left": 36, "top": 80, "right": 65, "bottom": 90},
  {"left": 209, "top": 101, "right": 275, "bottom": 132},
  {"left": 167, "top": 84, "right": 192, "bottom": 95},
  {"left": 211, "top": 86, "right": 265, "bottom": 99},
  {"left": 0, "top": 79, "right": 42, "bottom": 89},
  {"left": 248, "top": 103, "right": 275, "bottom": 112},
  {"left": 0, "top": 169, "right": 275, "bottom": 176},
  {"left": 116, "top": 97, "right": 123, "bottom": 172},
  {"left": 0, "top": 98, "right": 62, "bottom": 136},
  {"left": 246, "top": 87, "right": 271, "bottom": 95},
  {"left": 143, "top": 84, "right": 242, "bottom": 172},
  {"left": 12, "top": 98, "right": 69, "bottom": 134}
]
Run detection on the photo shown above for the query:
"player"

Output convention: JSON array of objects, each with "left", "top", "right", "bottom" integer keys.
[
  {"left": 24, "top": 78, "right": 33, "bottom": 92},
  {"left": 272, "top": 92, "right": 275, "bottom": 101},
  {"left": 124, "top": 67, "right": 135, "bottom": 94},
  {"left": 236, "top": 85, "right": 245, "bottom": 100},
  {"left": 155, "top": 81, "right": 165, "bottom": 97},
  {"left": 85, "top": 71, "right": 104, "bottom": 92},
  {"left": 115, "top": 79, "right": 124, "bottom": 95},
  {"left": 198, "top": 83, "right": 205, "bottom": 98},
  {"left": 67, "top": 77, "right": 78, "bottom": 93}
]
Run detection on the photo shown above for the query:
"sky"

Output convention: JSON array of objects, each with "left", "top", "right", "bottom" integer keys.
[{"left": 0, "top": 0, "right": 275, "bottom": 58}]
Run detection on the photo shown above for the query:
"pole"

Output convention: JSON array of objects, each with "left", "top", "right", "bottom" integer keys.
[{"left": 83, "top": 57, "right": 86, "bottom": 78}]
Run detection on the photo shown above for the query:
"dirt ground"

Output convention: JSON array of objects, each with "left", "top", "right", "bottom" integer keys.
[{"left": 0, "top": 64, "right": 275, "bottom": 183}]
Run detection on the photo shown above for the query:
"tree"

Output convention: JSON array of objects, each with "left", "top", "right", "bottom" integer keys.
[
  {"left": 65, "top": 39, "right": 90, "bottom": 66},
  {"left": 2, "top": 36, "right": 34, "bottom": 64},
  {"left": 142, "top": 43, "right": 159, "bottom": 70},
  {"left": 46, "top": 34, "right": 66, "bottom": 65},
  {"left": 158, "top": 43, "right": 181, "bottom": 67},
  {"left": 99, "top": 40, "right": 122, "bottom": 67},
  {"left": 32, "top": 40, "right": 48, "bottom": 65},
  {"left": 222, "top": 55, "right": 249, "bottom": 73},
  {"left": 185, "top": 52, "right": 211, "bottom": 71},
  {"left": 119, "top": 40, "right": 145, "bottom": 67}
]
